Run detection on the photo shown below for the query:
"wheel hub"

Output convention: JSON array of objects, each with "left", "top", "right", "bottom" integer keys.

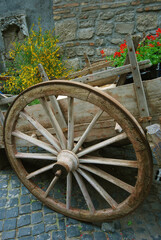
[{"left": 53, "top": 150, "right": 79, "bottom": 175}]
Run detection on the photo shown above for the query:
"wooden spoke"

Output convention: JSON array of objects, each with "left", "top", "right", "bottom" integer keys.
[
  {"left": 38, "top": 63, "right": 67, "bottom": 129},
  {"left": 77, "top": 168, "right": 118, "bottom": 209},
  {"left": 26, "top": 163, "right": 55, "bottom": 179},
  {"left": 20, "top": 110, "right": 61, "bottom": 152},
  {"left": 79, "top": 156, "right": 138, "bottom": 168},
  {"left": 45, "top": 170, "right": 61, "bottom": 198},
  {"left": 12, "top": 130, "right": 58, "bottom": 155},
  {"left": 73, "top": 109, "right": 103, "bottom": 153},
  {"left": 67, "top": 97, "right": 74, "bottom": 150},
  {"left": 73, "top": 171, "right": 95, "bottom": 214},
  {"left": 77, "top": 132, "right": 127, "bottom": 158},
  {"left": 66, "top": 172, "right": 72, "bottom": 209},
  {"left": 15, "top": 152, "right": 57, "bottom": 160},
  {"left": 79, "top": 164, "right": 134, "bottom": 193},
  {"left": 40, "top": 97, "right": 67, "bottom": 149}
]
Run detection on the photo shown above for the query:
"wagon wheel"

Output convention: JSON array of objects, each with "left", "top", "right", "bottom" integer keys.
[{"left": 4, "top": 80, "right": 152, "bottom": 222}]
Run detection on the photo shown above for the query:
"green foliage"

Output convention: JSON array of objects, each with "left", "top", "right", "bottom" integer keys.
[
  {"left": 101, "top": 28, "right": 161, "bottom": 67},
  {"left": 2, "top": 23, "right": 72, "bottom": 94}
]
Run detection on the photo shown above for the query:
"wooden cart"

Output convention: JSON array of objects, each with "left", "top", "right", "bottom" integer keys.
[{"left": 0, "top": 35, "right": 161, "bottom": 222}]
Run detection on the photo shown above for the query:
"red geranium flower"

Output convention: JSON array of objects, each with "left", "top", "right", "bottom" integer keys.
[
  {"left": 100, "top": 50, "right": 105, "bottom": 55},
  {"left": 135, "top": 51, "right": 140, "bottom": 54},
  {"left": 157, "top": 41, "right": 161, "bottom": 46},
  {"left": 156, "top": 28, "right": 161, "bottom": 36},
  {"left": 147, "top": 35, "right": 156, "bottom": 40},
  {"left": 148, "top": 43, "right": 154, "bottom": 47},
  {"left": 114, "top": 52, "right": 121, "bottom": 58}
]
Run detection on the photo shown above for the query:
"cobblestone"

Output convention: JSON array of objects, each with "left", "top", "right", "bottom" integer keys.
[{"left": 0, "top": 167, "right": 161, "bottom": 239}]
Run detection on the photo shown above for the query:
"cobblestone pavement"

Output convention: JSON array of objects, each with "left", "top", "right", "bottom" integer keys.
[{"left": 0, "top": 167, "right": 161, "bottom": 240}]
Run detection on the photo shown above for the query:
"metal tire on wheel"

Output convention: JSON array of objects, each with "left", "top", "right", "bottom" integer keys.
[{"left": 4, "top": 80, "right": 152, "bottom": 222}]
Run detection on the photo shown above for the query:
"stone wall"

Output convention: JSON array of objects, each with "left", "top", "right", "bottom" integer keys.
[{"left": 53, "top": 0, "right": 161, "bottom": 70}]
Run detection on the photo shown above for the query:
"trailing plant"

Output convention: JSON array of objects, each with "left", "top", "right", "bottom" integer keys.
[
  {"left": 2, "top": 24, "right": 71, "bottom": 94},
  {"left": 101, "top": 28, "right": 161, "bottom": 67}
]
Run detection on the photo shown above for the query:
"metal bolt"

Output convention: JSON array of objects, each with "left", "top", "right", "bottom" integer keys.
[{"left": 142, "top": 108, "right": 145, "bottom": 111}]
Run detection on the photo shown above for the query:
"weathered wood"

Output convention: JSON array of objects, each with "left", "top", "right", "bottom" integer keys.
[
  {"left": 66, "top": 172, "right": 72, "bottom": 209},
  {"left": 40, "top": 97, "right": 67, "bottom": 149},
  {"left": 45, "top": 170, "right": 61, "bottom": 197},
  {"left": 0, "top": 110, "right": 4, "bottom": 126},
  {"left": 77, "top": 132, "right": 127, "bottom": 158},
  {"left": 38, "top": 63, "right": 67, "bottom": 129},
  {"left": 12, "top": 130, "right": 58, "bottom": 155},
  {"left": 67, "top": 97, "right": 74, "bottom": 150},
  {"left": 117, "top": 35, "right": 141, "bottom": 86},
  {"left": 71, "top": 60, "right": 151, "bottom": 86},
  {"left": 126, "top": 34, "right": 150, "bottom": 119},
  {"left": 77, "top": 168, "right": 118, "bottom": 208},
  {"left": 15, "top": 152, "right": 57, "bottom": 160},
  {"left": 79, "top": 164, "right": 135, "bottom": 193},
  {"left": 84, "top": 53, "right": 93, "bottom": 74},
  {"left": 79, "top": 157, "right": 138, "bottom": 168},
  {"left": 26, "top": 163, "right": 55, "bottom": 179},
  {"left": 73, "top": 109, "right": 103, "bottom": 153},
  {"left": 20, "top": 110, "right": 61, "bottom": 152},
  {"left": 73, "top": 171, "right": 95, "bottom": 214},
  {"left": 68, "top": 60, "right": 113, "bottom": 79},
  {"left": 0, "top": 95, "right": 17, "bottom": 106}
]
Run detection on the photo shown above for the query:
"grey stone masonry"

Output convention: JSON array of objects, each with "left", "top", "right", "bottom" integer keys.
[{"left": 53, "top": 0, "right": 161, "bottom": 69}]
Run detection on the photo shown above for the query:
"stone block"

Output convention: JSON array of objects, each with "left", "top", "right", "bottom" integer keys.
[
  {"left": 45, "top": 224, "right": 58, "bottom": 232},
  {"left": 79, "top": 19, "right": 95, "bottom": 28},
  {"left": 81, "top": 234, "right": 94, "bottom": 240},
  {"left": 19, "top": 205, "right": 31, "bottom": 215},
  {"left": 21, "top": 186, "right": 30, "bottom": 195},
  {"left": 59, "top": 219, "right": 65, "bottom": 230},
  {"left": 4, "top": 218, "right": 17, "bottom": 231},
  {"left": 32, "top": 201, "right": 42, "bottom": 211},
  {"left": 20, "top": 195, "right": 31, "bottom": 205},
  {"left": 6, "top": 207, "right": 18, "bottom": 218},
  {"left": 55, "top": 19, "right": 77, "bottom": 42},
  {"left": 32, "top": 223, "right": 45, "bottom": 236},
  {"left": 8, "top": 189, "right": 20, "bottom": 198},
  {"left": 78, "top": 28, "right": 94, "bottom": 40},
  {"left": 101, "top": 222, "right": 115, "bottom": 233},
  {"left": 0, "top": 198, "right": 7, "bottom": 207},
  {"left": 0, "top": 220, "right": 3, "bottom": 231},
  {"left": 0, "top": 189, "right": 7, "bottom": 198},
  {"left": 76, "top": 46, "right": 95, "bottom": 56},
  {"left": 0, "top": 208, "right": 5, "bottom": 220},
  {"left": 115, "top": 23, "right": 134, "bottom": 34},
  {"left": 99, "top": 12, "right": 114, "bottom": 20},
  {"left": 67, "top": 225, "right": 80, "bottom": 238},
  {"left": 93, "top": 232, "right": 107, "bottom": 240},
  {"left": 35, "top": 233, "right": 51, "bottom": 240},
  {"left": 18, "top": 227, "right": 31, "bottom": 237},
  {"left": 0, "top": 180, "right": 8, "bottom": 189},
  {"left": 82, "top": 6, "right": 98, "bottom": 12},
  {"left": 6, "top": 198, "right": 18, "bottom": 207},
  {"left": 2, "top": 230, "right": 16, "bottom": 239},
  {"left": 65, "top": 47, "right": 76, "bottom": 58},
  {"left": 116, "top": 12, "right": 134, "bottom": 22},
  {"left": 44, "top": 214, "right": 56, "bottom": 224},
  {"left": 137, "top": 13, "right": 158, "bottom": 31},
  {"left": 17, "top": 215, "right": 31, "bottom": 227},
  {"left": 31, "top": 212, "right": 43, "bottom": 224},
  {"left": 81, "top": 222, "right": 94, "bottom": 231},
  {"left": 65, "top": 58, "right": 80, "bottom": 71},
  {"left": 66, "top": 217, "right": 80, "bottom": 225},
  {"left": 52, "top": 230, "right": 66, "bottom": 240},
  {"left": 96, "top": 20, "right": 113, "bottom": 35}
]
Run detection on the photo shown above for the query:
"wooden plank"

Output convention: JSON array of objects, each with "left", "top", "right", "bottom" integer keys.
[
  {"left": 45, "top": 170, "right": 61, "bottom": 197},
  {"left": 26, "top": 163, "right": 55, "bottom": 179},
  {"left": 126, "top": 34, "right": 150, "bottom": 118},
  {"left": 15, "top": 152, "right": 57, "bottom": 160},
  {"left": 66, "top": 172, "right": 72, "bottom": 209},
  {"left": 67, "top": 97, "right": 74, "bottom": 150},
  {"left": 71, "top": 60, "right": 151, "bottom": 86}
]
